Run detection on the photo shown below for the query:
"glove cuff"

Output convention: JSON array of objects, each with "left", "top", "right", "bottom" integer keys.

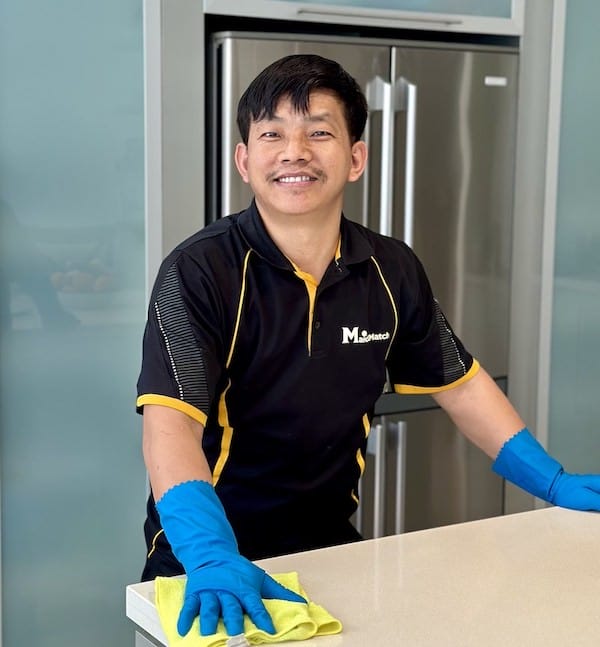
[
  {"left": 156, "top": 479, "right": 239, "bottom": 572},
  {"left": 492, "top": 428, "right": 563, "bottom": 503}
]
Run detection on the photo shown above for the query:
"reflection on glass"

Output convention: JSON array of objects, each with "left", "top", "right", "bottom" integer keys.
[{"left": 0, "top": 200, "right": 79, "bottom": 331}]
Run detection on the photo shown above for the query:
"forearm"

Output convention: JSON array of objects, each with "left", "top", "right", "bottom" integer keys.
[
  {"left": 432, "top": 367, "right": 525, "bottom": 459},
  {"left": 432, "top": 366, "right": 600, "bottom": 511},
  {"left": 142, "top": 404, "right": 304, "bottom": 636},
  {"left": 142, "top": 403, "right": 213, "bottom": 501}
]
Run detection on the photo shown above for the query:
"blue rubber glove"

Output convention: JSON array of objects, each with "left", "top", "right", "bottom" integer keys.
[
  {"left": 156, "top": 480, "right": 305, "bottom": 637},
  {"left": 492, "top": 428, "right": 600, "bottom": 510}
]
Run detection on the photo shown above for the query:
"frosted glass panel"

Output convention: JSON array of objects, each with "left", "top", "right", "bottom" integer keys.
[
  {"left": 271, "top": 0, "right": 512, "bottom": 18},
  {"left": 0, "top": 1, "right": 147, "bottom": 645},
  {"left": 549, "top": 0, "right": 600, "bottom": 471}
]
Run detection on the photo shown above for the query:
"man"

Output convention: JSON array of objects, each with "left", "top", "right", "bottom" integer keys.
[{"left": 136, "top": 54, "right": 600, "bottom": 638}]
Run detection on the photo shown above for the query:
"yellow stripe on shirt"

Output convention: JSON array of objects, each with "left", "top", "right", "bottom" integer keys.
[
  {"left": 213, "top": 254, "right": 252, "bottom": 485},
  {"left": 369, "top": 256, "right": 399, "bottom": 361},
  {"left": 292, "top": 267, "right": 318, "bottom": 354}
]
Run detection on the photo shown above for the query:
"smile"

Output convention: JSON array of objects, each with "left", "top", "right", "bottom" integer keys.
[{"left": 275, "top": 175, "right": 315, "bottom": 183}]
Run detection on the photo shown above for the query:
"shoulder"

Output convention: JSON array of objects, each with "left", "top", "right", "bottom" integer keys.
[
  {"left": 150, "top": 210, "right": 251, "bottom": 303},
  {"left": 163, "top": 211, "right": 249, "bottom": 272},
  {"left": 176, "top": 212, "right": 243, "bottom": 257},
  {"left": 344, "top": 219, "right": 425, "bottom": 277}
]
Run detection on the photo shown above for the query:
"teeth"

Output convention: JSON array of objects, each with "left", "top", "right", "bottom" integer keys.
[{"left": 277, "top": 176, "right": 312, "bottom": 183}]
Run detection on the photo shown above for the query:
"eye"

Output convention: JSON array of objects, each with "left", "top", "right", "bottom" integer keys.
[
  {"left": 311, "top": 130, "right": 332, "bottom": 138},
  {"left": 259, "top": 131, "right": 280, "bottom": 139}
]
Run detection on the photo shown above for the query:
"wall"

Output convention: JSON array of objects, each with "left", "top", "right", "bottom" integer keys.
[
  {"left": 0, "top": 1, "right": 147, "bottom": 645},
  {"left": 548, "top": 0, "right": 600, "bottom": 470}
]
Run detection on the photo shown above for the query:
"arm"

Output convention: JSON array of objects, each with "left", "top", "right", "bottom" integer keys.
[
  {"left": 142, "top": 404, "right": 212, "bottom": 500},
  {"left": 433, "top": 367, "right": 600, "bottom": 511},
  {"left": 431, "top": 366, "right": 524, "bottom": 459},
  {"left": 142, "top": 405, "right": 304, "bottom": 637}
]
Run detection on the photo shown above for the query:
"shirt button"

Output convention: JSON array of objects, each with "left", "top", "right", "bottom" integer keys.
[{"left": 314, "top": 321, "right": 321, "bottom": 329}]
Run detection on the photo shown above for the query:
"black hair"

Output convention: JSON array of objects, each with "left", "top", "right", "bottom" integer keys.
[{"left": 236, "top": 54, "right": 368, "bottom": 145}]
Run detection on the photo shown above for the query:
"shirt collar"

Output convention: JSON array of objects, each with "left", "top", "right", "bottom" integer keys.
[
  {"left": 338, "top": 216, "right": 375, "bottom": 265},
  {"left": 236, "top": 201, "right": 291, "bottom": 270},
  {"left": 236, "top": 199, "right": 375, "bottom": 270}
]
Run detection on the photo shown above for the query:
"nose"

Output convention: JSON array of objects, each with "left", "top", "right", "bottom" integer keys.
[{"left": 279, "top": 132, "right": 311, "bottom": 163}]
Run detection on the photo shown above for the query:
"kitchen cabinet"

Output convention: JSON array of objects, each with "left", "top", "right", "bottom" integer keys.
[{"left": 203, "top": 0, "right": 524, "bottom": 35}]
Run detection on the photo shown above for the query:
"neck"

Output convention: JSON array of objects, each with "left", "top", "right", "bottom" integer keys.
[{"left": 259, "top": 208, "right": 342, "bottom": 283}]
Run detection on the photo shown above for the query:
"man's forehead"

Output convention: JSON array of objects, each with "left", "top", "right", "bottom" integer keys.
[{"left": 253, "top": 90, "right": 342, "bottom": 122}]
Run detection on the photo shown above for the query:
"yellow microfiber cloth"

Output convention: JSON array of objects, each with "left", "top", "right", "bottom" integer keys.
[{"left": 154, "top": 571, "right": 342, "bottom": 647}]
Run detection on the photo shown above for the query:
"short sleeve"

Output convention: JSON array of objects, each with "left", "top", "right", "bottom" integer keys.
[
  {"left": 136, "top": 252, "right": 224, "bottom": 424},
  {"left": 386, "top": 248, "right": 478, "bottom": 394}
]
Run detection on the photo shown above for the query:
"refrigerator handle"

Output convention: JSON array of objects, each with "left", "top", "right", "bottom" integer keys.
[
  {"left": 395, "top": 78, "right": 417, "bottom": 247},
  {"left": 392, "top": 420, "right": 407, "bottom": 534},
  {"left": 356, "top": 420, "right": 386, "bottom": 539},
  {"left": 373, "top": 420, "right": 386, "bottom": 539},
  {"left": 365, "top": 76, "right": 395, "bottom": 237}
]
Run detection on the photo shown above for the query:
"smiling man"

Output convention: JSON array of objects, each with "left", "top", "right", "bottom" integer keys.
[
  {"left": 136, "top": 54, "right": 600, "bottom": 640},
  {"left": 234, "top": 88, "right": 366, "bottom": 285}
]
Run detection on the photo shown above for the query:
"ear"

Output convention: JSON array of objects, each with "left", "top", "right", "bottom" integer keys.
[
  {"left": 347, "top": 140, "right": 368, "bottom": 183},
  {"left": 234, "top": 142, "right": 250, "bottom": 184}
]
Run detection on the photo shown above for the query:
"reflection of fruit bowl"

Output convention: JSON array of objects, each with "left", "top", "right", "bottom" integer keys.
[
  {"left": 51, "top": 269, "right": 115, "bottom": 293},
  {"left": 53, "top": 269, "right": 117, "bottom": 310}
]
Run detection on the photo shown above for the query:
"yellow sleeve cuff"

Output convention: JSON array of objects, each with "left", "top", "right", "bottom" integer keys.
[
  {"left": 136, "top": 394, "right": 208, "bottom": 426},
  {"left": 393, "top": 359, "right": 480, "bottom": 395}
]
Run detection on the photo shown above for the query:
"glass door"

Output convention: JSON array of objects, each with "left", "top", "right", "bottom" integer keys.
[{"left": 0, "top": 1, "right": 147, "bottom": 645}]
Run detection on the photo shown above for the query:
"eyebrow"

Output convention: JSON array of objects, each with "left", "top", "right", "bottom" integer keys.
[
  {"left": 261, "top": 111, "right": 334, "bottom": 123},
  {"left": 305, "top": 112, "right": 333, "bottom": 122}
]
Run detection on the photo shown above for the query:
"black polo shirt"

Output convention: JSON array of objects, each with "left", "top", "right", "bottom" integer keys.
[{"left": 137, "top": 201, "right": 478, "bottom": 560}]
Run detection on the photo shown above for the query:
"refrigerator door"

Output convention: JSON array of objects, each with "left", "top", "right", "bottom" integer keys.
[
  {"left": 361, "top": 46, "right": 518, "bottom": 536},
  {"left": 357, "top": 408, "right": 504, "bottom": 537},
  {"left": 391, "top": 45, "right": 518, "bottom": 377},
  {"left": 208, "top": 34, "right": 390, "bottom": 224}
]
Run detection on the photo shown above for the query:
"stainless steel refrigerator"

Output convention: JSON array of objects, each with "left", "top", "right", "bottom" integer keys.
[{"left": 208, "top": 31, "right": 519, "bottom": 538}]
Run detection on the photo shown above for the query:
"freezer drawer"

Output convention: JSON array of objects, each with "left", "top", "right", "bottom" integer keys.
[{"left": 355, "top": 408, "right": 504, "bottom": 539}]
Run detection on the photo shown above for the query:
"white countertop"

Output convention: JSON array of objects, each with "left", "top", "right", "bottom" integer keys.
[{"left": 126, "top": 507, "right": 600, "bottom": 645}]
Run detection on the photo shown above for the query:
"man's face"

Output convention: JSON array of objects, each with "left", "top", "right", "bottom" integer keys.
[{"left": 234, "top": 90, "right": 367, "bottom": 222}]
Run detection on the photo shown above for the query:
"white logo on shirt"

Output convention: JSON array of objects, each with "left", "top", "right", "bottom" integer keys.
[{"left": 341, "top": 326, "right": 390, "bottom": 344}]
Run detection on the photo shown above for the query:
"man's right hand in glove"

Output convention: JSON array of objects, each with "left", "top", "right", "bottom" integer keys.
[{"left": 156, "top": 479, "right": 306, "bottom": 637}]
